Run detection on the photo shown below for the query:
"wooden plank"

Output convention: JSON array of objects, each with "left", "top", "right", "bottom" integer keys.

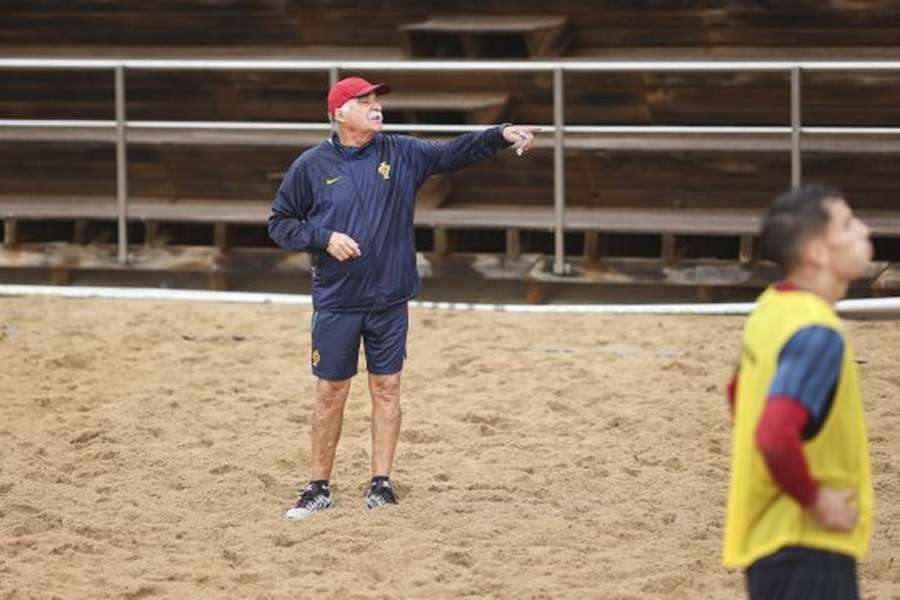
[
  {"left": 415, "top": 206, "right": 766, "bottom": 234},
  {"left": 0, "top": 127, "right": 327, "bottom": 148},
  {"left": 73, "top": 219, "right": 90, "bottom": 245},
  {"left": 0, "top": 240, "right": 894, "bottom": 293},
  {"left": 4, "top": 197, "right": 897, "bottom": 240},
  {"left": 399, "top": 15, "right": 569, "bottom": 58},
  {"left": 528, "top": 255, "right": 781, "bottom": 288},
  {"left": 583, "top": 231, "right": 600, "bottom": 261},
  {"left": 213, "top": 223, "right": 228, "bottom": 250},
  {"left": 385, "top": 92, "right": 509, "bottom": 112},
  {"left": 3, "top": 219, "right": 18, "bottom": 246},
  {"left": 0, "top": 244, "right": 229, "bottom": 272},
  {"left": 208, "top": 272, "right": 228, "bottom": 291},
  {"left": 383, "top": 92, "right": 510, "bottom": 124},
  {"left": 145, "top": 221, "right": 160, "bottom": 247},
  {"left": 399, "top": 15, "right": 567, "bottom": 34},
  {"left": 505, "top": 228, "right": 521, "bottom": 259},
  {"left": 0, "top": 197, "right": 271, "bottom": 224},
  {"left": 433, "top": 227, "right": 450, "bottom": 255},
  {"left": 739, "top": 235, "right": 754, "bottom": 265},
  {"left": 50, "top": 268, "right": 71, "bottom": 286},
  {"left": 415, "top": 175, "right": 453, "bottom": 209},
  {"left": 873, "top": 263, "right": 900, "bottom": 292},
  {"left": 662, "top": 234, "right": 677, "bottom": 264}
]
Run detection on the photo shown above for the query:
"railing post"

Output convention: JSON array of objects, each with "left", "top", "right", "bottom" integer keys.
[
  {"left": 329, "top": 66, "right": 339, "bottom": 88},
  {"left": 552, "top": 66, "right": 567, "bottom": 276},
  {"left": 791, "top": 66, "right": 802, "bottom": 189},
  {"left": 115, "top": 64, "right": 129, "bottom": 264}
]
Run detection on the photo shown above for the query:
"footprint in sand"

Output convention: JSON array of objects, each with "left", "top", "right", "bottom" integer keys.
[
  {"left": 45, "top": 353, "right": 93, "bottom": 370},
  {"left": 443, "top": 551, "right": 473, "bottom": 568},
  {"left": 70, "top": 430, "right": 104, "bottom": 446},
  {"left": 209, "top": 464, "right": 239, "bottom": 476}
]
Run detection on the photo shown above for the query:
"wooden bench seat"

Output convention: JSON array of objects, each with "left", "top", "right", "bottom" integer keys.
[
  {"left": 384, "top": 92, "right": 510, "bottom": 124},
  {"left": 568, "top": 46, "right": 900, "bottom": 60},
  {"left": 0, "top": 126, "right": 328, "bottom": 148},
  {"left": 0, "top": 197, "right": 268, "bottom": 224},
  {"left": 0, "top": 44, "right": 404, "bottom": 60},
  {"left": 4, "top": 196, "right": 899, "bottom": 238},
  {"left": 417, "top": 206, "right": 900, "bottom": 236},
  {"left": 399, "top": 15, "right": 570, "bottom": 58},
  {"left": 6, "top": 126, "right": 900, "bottom": 155}
]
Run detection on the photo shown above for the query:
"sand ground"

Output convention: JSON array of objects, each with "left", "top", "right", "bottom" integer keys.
[{"left": 1, "top": 296, "right": 897, "bottom": 599}]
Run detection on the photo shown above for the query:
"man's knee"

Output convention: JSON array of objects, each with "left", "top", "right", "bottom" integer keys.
[
  {"left": 370, "top": 374, "right": 401, "bottom": 404},
  {"left": 317, "top": 378, "right": 351, "bottom": 409}
]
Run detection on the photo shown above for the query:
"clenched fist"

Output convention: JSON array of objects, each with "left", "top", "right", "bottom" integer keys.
[
  {"left": 811, "top": 487, "right": 859, "bottom": 531},
  {"left": 326, "top": 232, "right": 361, "bottom": 261}
]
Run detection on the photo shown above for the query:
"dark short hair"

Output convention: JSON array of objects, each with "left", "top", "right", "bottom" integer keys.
[{"left": 759, "top": 185, "right": 843, "bottom": 271}]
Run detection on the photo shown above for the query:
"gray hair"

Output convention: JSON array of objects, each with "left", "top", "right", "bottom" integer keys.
[{"left": 329, "top": 98, "right": 355, "bottom": 132}]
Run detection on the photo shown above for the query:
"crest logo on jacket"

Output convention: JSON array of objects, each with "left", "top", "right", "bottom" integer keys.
[{"left": 378, "top": 161, "right": 391, "bottom": 180}]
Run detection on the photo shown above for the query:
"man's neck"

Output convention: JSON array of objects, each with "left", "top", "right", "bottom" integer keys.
[
  {"left": 785, "top": 269, "right": 848, "bottom": 305},
  {"left": 336, "top": 127, "right": 375, "bottom": 148}
]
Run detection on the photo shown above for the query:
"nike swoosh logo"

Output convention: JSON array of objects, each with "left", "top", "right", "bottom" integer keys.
[{"left": 325, "top": 177, "right": 341, "bottom": 185}]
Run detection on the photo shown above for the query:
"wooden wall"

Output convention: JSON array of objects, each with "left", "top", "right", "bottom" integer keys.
[{"left": 6, "top": 1, "right": 900, "bottom": 51}]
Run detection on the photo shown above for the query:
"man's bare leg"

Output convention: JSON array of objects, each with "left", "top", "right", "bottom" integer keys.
[
  {"left": 369, "top": 372, "right": 401, "bottom": 477},
  {"left": 310, "top": 377, "right": 352, "bottom": 480}
]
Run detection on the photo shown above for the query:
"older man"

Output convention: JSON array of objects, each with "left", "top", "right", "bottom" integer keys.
[{"left": 269, "top": 76, "right": 537, "bottom": 519}]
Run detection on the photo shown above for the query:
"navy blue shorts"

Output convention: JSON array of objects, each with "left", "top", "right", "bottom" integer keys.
[
  {"left": 746, "top": 546, "right": 858, "bottom": 600},
  {"left": 310, "top": 303, "right": 408, "bottom": 381}
]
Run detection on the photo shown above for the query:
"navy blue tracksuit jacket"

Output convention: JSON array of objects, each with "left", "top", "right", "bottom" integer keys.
[{"left": 268, "top": 126, "right": 510, "bottom": 311}]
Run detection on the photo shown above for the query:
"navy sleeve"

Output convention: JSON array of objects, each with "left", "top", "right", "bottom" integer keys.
[
  {"left": 768, "top": 326, "right": 844, "bottom": 435},
  {"left": 267, "top": 161, "right": 333, "bottom": 251},
  {"left": 409, "top": 125, "right": 511, "bottom": 177}
]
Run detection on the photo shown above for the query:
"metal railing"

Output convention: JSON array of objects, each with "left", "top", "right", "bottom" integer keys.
[{"left": 4, "top": 58, "right": 900, "bottom": 273}]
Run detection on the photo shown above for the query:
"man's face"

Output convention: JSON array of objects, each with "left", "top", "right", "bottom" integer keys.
[
  {"left": 337, "top": 93, "right": 383, "bottom": 134},
  {"left": 819, "top": 198, "right": 873, "bottom": 282}
]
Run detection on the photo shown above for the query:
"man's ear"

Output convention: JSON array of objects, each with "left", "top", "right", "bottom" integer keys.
[
  {"left": 333, "top": 107, "right": 346, "bottom": 124},
  {"left": 802, "top": 237, "right": 829, "bottom": 269}
]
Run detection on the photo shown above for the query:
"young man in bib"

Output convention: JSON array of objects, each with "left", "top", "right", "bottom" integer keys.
[{"left": 723, "top": 186, "right": 874, "bottom": 599}]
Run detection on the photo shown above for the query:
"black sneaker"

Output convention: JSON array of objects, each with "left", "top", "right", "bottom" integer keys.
[
  {"left": 365, "top": 477, "right": 398, "bottom": 510},
  {"left": 285, "top": 482, "right": 333, "bottom": 521}
]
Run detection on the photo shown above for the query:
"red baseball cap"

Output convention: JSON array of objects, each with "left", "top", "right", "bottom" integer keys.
[{"left": 327, "top": 77, "right": 390, "bottom": 117}]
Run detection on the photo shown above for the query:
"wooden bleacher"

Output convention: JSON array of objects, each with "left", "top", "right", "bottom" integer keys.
[
  {"left": 3, "top": 125, "right": 900, "bottom": 290},
  {"left": 3, "top": 2, "right": 900, "bottom": 295},
  {"left": 383, "top": 92, "right": 510, "bottom": 125},
  {"left": 399, "top": 15, "right": 571, "bottom": 58}
]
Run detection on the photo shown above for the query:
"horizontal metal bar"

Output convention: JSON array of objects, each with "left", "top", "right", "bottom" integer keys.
[
  {"left": 0, "top": 119, "right": 117, "bottom": 128},
  {"left": 800, "top": 61, "right": 900, "bottom": 71},
  {"left": 8, "top": 120, "right": 900, "bottom": 136},
  {"left": 563, "top": 125, "right": 791, "bottom": 134},
  {"left": 129, "top": 121, "right": 330, "bottom": 131},
  {"left": 803, "top": 127, "right": 900, "bottom": 135},
  {"left": 0, "top": 58, "right": 121, "bottom": 69},
  {"left": 5, "top": 57, "right": 900, "bottom": 73}
]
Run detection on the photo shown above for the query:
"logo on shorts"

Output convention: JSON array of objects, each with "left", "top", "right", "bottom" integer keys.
[
  {"left": 311, "top": 349, "right": 321, "bottom": 368},
  {"left": 378, "top": 161, "right": 391, "bottom": 180}
]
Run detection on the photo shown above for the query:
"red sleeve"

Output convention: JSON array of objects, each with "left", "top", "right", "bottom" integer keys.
[
  {"left": 755, "top": 395, "right": 819, "bottom": 507},
  {"left": 727, "top": 372, "right": 738, "bottom": 417}
]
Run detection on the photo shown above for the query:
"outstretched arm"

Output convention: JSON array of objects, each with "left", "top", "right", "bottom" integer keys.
[{"left": 413, "top": 124, "right": 540, "bottom": 176}]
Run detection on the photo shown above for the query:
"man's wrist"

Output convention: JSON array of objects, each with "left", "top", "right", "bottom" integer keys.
[
  {"left": 799, "top": 480, "right": 820, "bottom": 508},
  {"left": 315, "top": 228, "right": 334, "bottom": 250},
  {"left": 497, "top": 123, "right": 514, "bottom": 147}
]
